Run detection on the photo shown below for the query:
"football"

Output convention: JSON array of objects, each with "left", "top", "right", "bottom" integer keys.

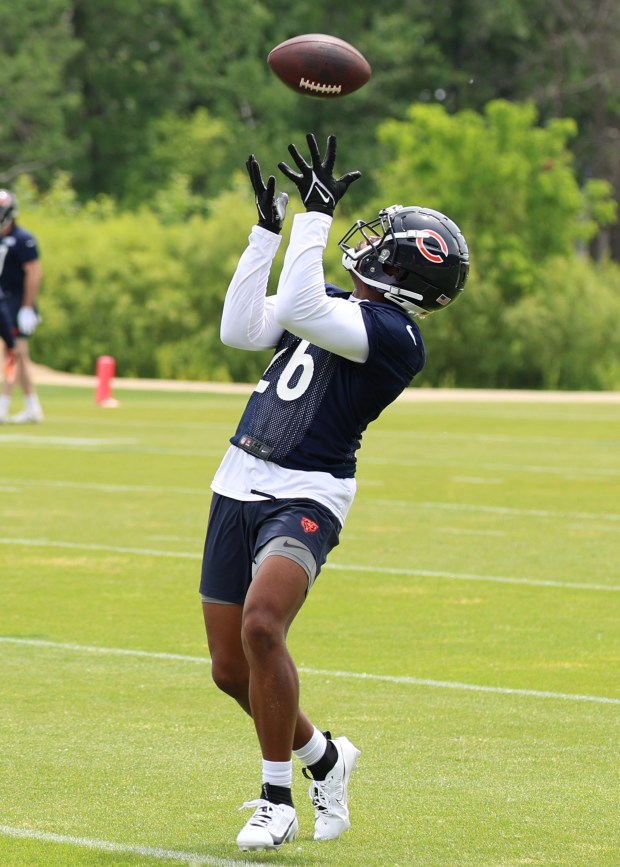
[{"left": 267, "top": 34, "right": 372, "bottom": 99}]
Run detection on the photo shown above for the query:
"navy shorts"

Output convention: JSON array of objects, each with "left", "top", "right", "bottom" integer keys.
[
  {"left": 5, "top": 296, "right": 38, "bottom": 339},
  {"left": 199, "top": 493, "right": 341, "bottom": 604}
]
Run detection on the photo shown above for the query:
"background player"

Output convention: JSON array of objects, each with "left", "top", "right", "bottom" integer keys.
[
  {"left": 199, "top": 134, "right": 469, "bottom": 852},
  {"left": 0, "top": 189, "right": 43, "bottom": 424}
]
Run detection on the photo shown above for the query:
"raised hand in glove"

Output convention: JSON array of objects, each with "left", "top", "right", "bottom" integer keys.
[
  {"left": 246, "top": 154, "right": 289, "bottom": 234},
  {"left": 17, "top": 306, "right": 40, "bottom": 336},
  {"left": 278, "top": 133, "right": 361, "bottom": 217}
]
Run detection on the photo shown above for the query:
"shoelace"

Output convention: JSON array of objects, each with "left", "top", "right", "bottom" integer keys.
[
  {"left": 309, "top": 777, "right": 343, "bottom": 811},
  {"left": 238, "top": 799, "right": 279, "bottom": 827}
]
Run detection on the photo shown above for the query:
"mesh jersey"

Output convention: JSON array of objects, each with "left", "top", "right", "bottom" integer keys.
[
  {"left": 0, "top": 290, "right": 14, "bottom": 346},
  {"left": 0, "top": 226, "right": 39, "bottom": 301},
  {"left": 230, "top": 285, "right": 425, "bottom": 478}
]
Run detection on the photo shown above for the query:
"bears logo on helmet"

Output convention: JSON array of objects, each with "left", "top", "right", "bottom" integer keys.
[{"left": 339, "top": 204, "right": 469, "bottom": 318}]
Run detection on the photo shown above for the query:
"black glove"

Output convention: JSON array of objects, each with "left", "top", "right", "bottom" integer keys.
[
  {"left": 278, "top": 133, "right": 361, "bottom": 216},
  {"left": 246, "top": 154, "right": 289, "bottom": 234}
]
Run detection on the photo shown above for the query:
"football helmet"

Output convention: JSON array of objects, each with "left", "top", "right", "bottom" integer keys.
[
  {"left": 339, "top": 204, "right": 469, "bottom": 317},
  {"left": 0, "top": 190, "right": 18, "bottom": 230}
]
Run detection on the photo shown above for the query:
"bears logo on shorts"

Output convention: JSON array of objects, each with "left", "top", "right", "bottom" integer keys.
[{"left": 301, "top": 517, "right": 319, "bottom": 533}]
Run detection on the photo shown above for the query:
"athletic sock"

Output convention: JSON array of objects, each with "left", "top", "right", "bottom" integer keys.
[
  {"left": 25, "top": 393, "right": 41, "bottom": 411},
  {"left": 293, "top": 726, "right": 328, "bottom": 768},
  {"left": 262, "top": 758, "right": 293, "bottom": 789},
  {"left": 0, "top": 395, "right": 10, "bottom": 415},
  {"left": 261, "top": 783, "right": 294, "bottom": 808},
  {"left": 295, "top": 728, "right": 338, "bottom": 781},
  {"left": 306, "top": 739, "right": 338, "bottom": 781}
]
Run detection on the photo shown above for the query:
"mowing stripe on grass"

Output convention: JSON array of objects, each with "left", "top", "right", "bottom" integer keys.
[
  {"left": 0, "top": 825, "right": 273, "bottom": 867},
  {"left": 2, "top": 436, "right": 618, "bottom": 475},
  {"left": 1, "top": 536, "right": 619, "bottom": 592},
  {"left": 363, "top": 456, "right": 620, "bottom": 477},
  {"left": 372, "top": 499, "right": 620, "bottom": 523},
  {"left": 2, "top": 637, "right": 619, "bottom": 706},
  {"left": 0, "top": 537, "right": 200, "bottom": 560},
  {"left": 0, "top": 477, "right": 207, "bottom": 496},
  {"left": 4, "top": 478, "right": 620, "bottom": 525},
  {"left": 0, "top": 435, "right": 138, "bottom": 446},
  {"left": 0, "top": 440, "right": 221, "bottom": 457},
  {"left": 5, "top": 476, "right": 620, "bottom": 523}
]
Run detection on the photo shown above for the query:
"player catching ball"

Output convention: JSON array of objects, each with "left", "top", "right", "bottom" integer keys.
[{"left": 199, "top": 133, "right": 469, "bottom": 852}]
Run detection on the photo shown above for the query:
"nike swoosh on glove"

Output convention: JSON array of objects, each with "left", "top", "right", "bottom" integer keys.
[{"left": 278, "top": 133, "right": 361, "bottom": 217}]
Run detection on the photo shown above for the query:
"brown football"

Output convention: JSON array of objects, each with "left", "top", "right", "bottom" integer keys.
[{"left": 267, "top": 34, "right": 372, "bottom": 99}]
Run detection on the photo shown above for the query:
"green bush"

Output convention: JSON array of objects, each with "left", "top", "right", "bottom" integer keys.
[
  {"left": 503, "top": 256, "right": 620, "bottom": 390},
  {"left": 27, "top": 183, "right": 285, "bottom": 381},
  {"left": 15, "top": 99, "right": 620, "bottom": 391},
  {"left": 25, "top": 192, "right": 620, "bottom": 390}
]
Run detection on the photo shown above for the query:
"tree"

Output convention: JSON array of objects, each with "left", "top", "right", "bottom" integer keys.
[
  {"left": 515, "top": 0, "right": 620, "bottom": 258},
  {"left": 0, "top": 0, "right": 80, "bottom": 185},
  {"left": 372, "top": 100, "right": 616, "bottom": 298},
  {"left": 66, "top": 0, "right": 276, "bottom": 199}
]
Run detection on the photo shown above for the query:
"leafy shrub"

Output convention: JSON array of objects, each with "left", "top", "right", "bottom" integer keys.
[{"left": 15, "top": 101, "right": 620, "bottom": 391}]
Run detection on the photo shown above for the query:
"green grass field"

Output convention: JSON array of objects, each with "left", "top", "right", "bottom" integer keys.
[{"left": 1, "top": 384, "right": 619, "bottom": 867}]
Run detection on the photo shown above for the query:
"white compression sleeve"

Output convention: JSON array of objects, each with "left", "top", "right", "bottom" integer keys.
[
  {"left": 220, "top": 226, "right": 284, "bottom": 350},
  {"left": 274, "top": 212, "right": 369, "bottom": 363}
]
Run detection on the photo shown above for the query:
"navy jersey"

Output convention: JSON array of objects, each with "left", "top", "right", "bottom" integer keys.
[
  {"left": 0, "top": 226, "right": 39, "bottom": 301},
  {"left": 231, "top": 285, "right": 425, "bottom": 478},
  {"left": 0, "top": 288, "right": 15, "bottom": 347}
]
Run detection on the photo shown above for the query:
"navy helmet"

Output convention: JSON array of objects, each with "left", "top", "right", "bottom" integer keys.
[
  {"left": 339, "top": 204, "right": 469, "bottom": 318},
  {"left": 0, "top": 190, "right": 18, "bottom": 230}
]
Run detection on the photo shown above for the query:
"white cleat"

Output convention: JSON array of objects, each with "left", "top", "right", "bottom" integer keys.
[
  {"left": 9, "top": 406, "right": 44, "bottom": 424},
  {"left": 308, "top": 735, "right": 361, "bottom": 841},
  {"left": 236, "top": 798, "right": 299, "bottom": 852}
]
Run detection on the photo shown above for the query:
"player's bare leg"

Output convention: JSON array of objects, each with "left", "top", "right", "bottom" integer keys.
[
  {"left": 234, "top": 554, "right": 306, "bottom": 849},
  {"left": 204, "top": 556, "right": 311, "bottom": 850},
  {"left": 203, "top": 555, "right": 359, "bottom": 846},
  {"left": 203, "top": 598, "right": 314, "bottom": 748},
  {"left": 8, "top": 338, "right": 43, "bottom": 423},
  {"left": 203, "top": 602, "right": 251, "bottom": 713},
  {"left": 240, "top": 555, "right": 310, "bottom": 758},
  {"left": 243, "top": 556, "right": 360, "bottom": 842},
  {"left": 15, "top": 338, "right": 35, "bottom": 395}
]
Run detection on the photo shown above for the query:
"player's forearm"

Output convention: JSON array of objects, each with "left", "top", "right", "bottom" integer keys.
[
  {"left": 22, "top": 260, "right": 42, "bottom": 307},
  {"left": 220, "top": 227, "right": 283, "bottom": 350}
]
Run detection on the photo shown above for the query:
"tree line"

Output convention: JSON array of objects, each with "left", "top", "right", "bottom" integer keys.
[{"left": 1, "top": 0, "right": 619, "bottom": 389}]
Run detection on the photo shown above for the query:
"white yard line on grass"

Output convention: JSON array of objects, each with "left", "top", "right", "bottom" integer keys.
[
  {"left": 0, "top": 825, "right": 272, "bottom": 867},
  {"left": 324, "top": 561, "right": 620, "bottom": 592},
  {"left": 1, "top": 535, "right": 618, "bottom": 592},
  {"left": 1, "top": 637, "right": 619, "bottom": 706}
]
